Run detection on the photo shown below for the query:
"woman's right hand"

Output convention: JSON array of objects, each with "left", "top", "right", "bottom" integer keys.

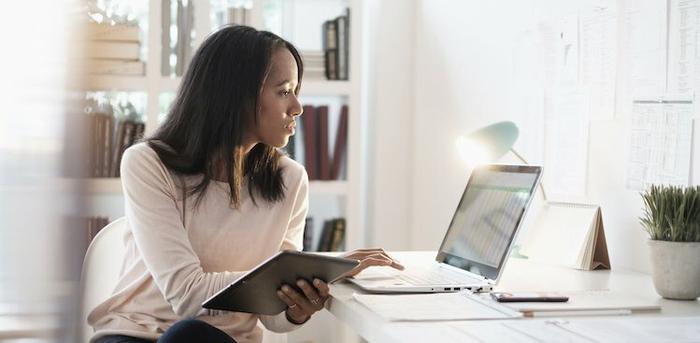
[{"left": 339, "top": 248, "right": 404, "bottom": 278}]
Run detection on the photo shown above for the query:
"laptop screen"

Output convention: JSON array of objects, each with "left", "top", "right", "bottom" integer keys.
[{"left": 436, "top": 164, "right": 542, "bottom": 282}]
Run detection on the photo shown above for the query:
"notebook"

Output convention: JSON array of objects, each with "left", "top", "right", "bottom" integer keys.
[
  {"left": 349, "top": 164, "right": 542, "bottom": 293},
  {"left": 520, "top": 202, "right": 610, "bottom": 270}
]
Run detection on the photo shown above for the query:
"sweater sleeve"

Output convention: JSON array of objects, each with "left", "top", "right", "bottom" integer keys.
[
  {"left": 120, "top": 145, "right": 243, "bottom": 318},
  {"left": 259, "top": 160, "right": 309, "bottom": 332}
]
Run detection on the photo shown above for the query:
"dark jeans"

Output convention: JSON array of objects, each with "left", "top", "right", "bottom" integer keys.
[{"left": 95, "top": 319, "right": 237, "bottom": 343}]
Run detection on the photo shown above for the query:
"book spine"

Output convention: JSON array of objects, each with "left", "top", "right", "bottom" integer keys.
[
  {"left": 302, "top": 217, "right": 314, "bottom": 251},
  {"left": 89, "top": 41, "right": 140, "bottom": 60},
  {"left": 302, "top": 105, "right": 318, "bottom": 180},
  {"left": 324, "top": 20, "right": 338, "bottom": 80},
  {"left": 330, "top": 218, "right": 346, "bottom": 251},
  {"left": 336, "top": 15, "right": 347, "bottom": 80},
  {"left": 317, "top": 106, "right": 330, "bottom": 180},
  {"left": 331, "top": 105, "right": 348, "bottom": 180},
  {"left": 102, "top": 114, "right": 113, "bottom": 178},
  {"left": 88, "top": 23, "right": 140, "bottom": 41},
  {"left": 88, "top": 60, "right": 145, "bottom": 76},
  {"left": 317, "top": 219, "right": 334, "bottom": 252}
]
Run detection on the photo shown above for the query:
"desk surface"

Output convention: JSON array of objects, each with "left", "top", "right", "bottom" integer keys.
[{"left": 326, "top": 251, "right": 700, "bottom": 343}]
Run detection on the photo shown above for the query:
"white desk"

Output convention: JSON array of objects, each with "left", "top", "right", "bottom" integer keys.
[{"left": 326, "top": 251, "right": 700, "bottom": 342}]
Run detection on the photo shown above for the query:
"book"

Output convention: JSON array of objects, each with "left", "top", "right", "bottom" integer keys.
[
  {"left": 520, "top": 202, "right": 610, "bottom": 270},
  {"left": 88, "top": 22, "right": 139, "bottom": 42},
  {"left": 89, "top": 41, "right": 140, "bottom": 60},
  {"left": 335, "top": 14, "right": 348, "bottom": 80},
  {"left": 317, "top": 219, "right": 335, "bottom": 252},
  {"left": 329, "top": 218, "right": 346, "bottom": 251},
  {"left": 317, "top": 106, "right": 330, "bottom": 180},
  {"left": 302, "top": 217, "right": 314, "bottom": 251},
  {"left": 323, "top": 19, "right": 338, "bottom": 79},
  {"left": 331, "top": 105, "right": 348, "bottom": 180},
  {"left": 88, "top": 59, "right": 145, "bottom": 76},
  {"left": 101, "top": 113, "right": 113, "bottom": 177},
  {"left": 302, "top": 105, "right": 318, "bottom": 180},
  {"left": 110, "top": 121, "right": 136, "bottom": 177}
]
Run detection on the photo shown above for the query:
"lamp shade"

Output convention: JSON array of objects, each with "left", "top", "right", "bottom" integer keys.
[{"left": 458, "top": 121, "right": 519, "bottom": 165}]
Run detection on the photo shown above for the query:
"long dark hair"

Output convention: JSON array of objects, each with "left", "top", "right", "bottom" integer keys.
[{"left": 147, "top": 25, "right": 303, "bottom": 208}]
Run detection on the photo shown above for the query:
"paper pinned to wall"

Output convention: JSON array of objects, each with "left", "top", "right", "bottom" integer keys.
[
  {"left": 509, "top": 28, "right": 545, "bottom": 165},
  {"left": 621, "top": 0, "right": 667, "bottom": 99},
  {"left": 580, "top": 3, "right": 618, "bottom": 120},
  {"left": 668, "top": 0, "right": 700, "bottom": 96},
  {"left": 544, "top": 89, "right": 590, "bottom": 199},
  {"left": 626, "top": 99, "right": 694, "bottom": 190},
  {"left": 538, "top": 15, "right": 580, "bottom": 89}
]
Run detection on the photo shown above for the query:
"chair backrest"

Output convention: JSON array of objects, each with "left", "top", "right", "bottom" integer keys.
[
  {"left": 79, "top": 217, "right": 127, "bottom": 343},
  {"left": 78, "top": 217, "right": 287, "bottom": 343}
]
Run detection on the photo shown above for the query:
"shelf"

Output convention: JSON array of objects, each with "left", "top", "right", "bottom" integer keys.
[
  {"left": 308, "top": 180, "right": 348, "bottom": 195},
  {"left": 301, "top": 80, "right": 351, "bottom": 96},
  {"left": 68, "top": 178, "right": 347, "bottom": 195}
]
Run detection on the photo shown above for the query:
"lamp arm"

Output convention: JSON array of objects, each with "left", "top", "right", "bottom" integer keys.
[{"left": 509, "top": 148, "right": 548, "bottom": 202}]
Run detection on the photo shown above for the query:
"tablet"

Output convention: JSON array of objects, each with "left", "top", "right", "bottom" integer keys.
[{"left": 202, "top": 250, "right": 358, "bottom": 315}]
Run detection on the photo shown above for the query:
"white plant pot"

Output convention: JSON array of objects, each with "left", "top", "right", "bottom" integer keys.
[{"left": 648, "top": 240, "right": 700, "bottom": 300}]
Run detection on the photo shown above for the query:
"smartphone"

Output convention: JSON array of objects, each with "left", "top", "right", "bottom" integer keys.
[{"left": 490, "top": 292, "right": 569, "bottom": 303}]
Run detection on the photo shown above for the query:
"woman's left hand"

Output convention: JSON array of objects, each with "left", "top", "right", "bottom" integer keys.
[{"left": 277, "top": 278, "right": 329, "bottom": 324}]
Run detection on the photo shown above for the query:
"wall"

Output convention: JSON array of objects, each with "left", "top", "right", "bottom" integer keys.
[
  {"left": 402, "top": 0, "right": 696, "bottom": 273},
  {"left": 364, "top": 0, "right": 416, "bottom": 250}
]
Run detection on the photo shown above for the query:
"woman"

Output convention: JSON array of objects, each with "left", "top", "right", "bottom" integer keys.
[{"left": 88, "top": 26, "right": 403, "bottom": 343}]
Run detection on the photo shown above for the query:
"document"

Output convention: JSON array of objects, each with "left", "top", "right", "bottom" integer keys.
[
  {"left": 621, "top": 0, "right": 667, "bottom": 99},
  {"left": 668, "top": 0, "right": 700, "bottom": 96},
  {"left": 352, "top": 291, "right": 522, "bottom": 321},
  {"left": 385, "top": 317, "right": 700, "bottom": 342},
  {"left": 500, "top": 290, "right": 660, "bottom": 315},
  {"left": 544, "top": 89, "right": 590, "bottom": 199},
  {"left": 626, "top": 99, "right": 694, "bottom": 190},
  {"left": 580, "top": 3, "right": 618, "bottom": 120}
]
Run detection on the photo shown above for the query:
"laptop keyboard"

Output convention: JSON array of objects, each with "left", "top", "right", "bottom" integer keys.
[{"left": 378, "top": 267, "right": 482, "bottom": 286}]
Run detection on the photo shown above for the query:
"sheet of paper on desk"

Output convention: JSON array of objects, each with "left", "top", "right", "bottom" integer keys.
[
  {"left": 500, "top": 290, "right": 661, "bottom": 313},
  {"left": 352, "top": 291, "right": 522, "bottom": 321},
  {"left": 386, "top": 317, "right": 700, "bottom": 342}
]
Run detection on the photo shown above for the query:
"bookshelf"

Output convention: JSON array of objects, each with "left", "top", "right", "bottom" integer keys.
[{"left": 81, "top": 1, "right": 368, "bottom": 256}]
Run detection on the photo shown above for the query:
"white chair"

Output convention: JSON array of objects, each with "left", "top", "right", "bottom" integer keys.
[
  {"left": 79, "top": 217, "right": 286, "bottom": 343},
  {"left": 79, "top": 217, "right": 128, "bottom": 343}
]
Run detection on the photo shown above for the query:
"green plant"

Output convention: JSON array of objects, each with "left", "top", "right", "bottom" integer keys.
[{"left": 640, "top": 185, "right": 700, "bottom": 242}]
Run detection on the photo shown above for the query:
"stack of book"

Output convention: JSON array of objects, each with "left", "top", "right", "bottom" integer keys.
[
  {"left": 88, "top": 113, "right": 145, "bottom": 177},
  {"left": 322, "top": 9, "right": 350, "bottom": 80},
  {"left": 288, "top": 105, "right": 348, "bottom": 180},
  {"left": 226, "top": 5, "right": 252, "bottom": 25},
  {"left": 86, "top": 216, "right": 110, "bottom": 246},
  {"left": 301, "top": 51, "right": 326, "bottom": 80},
  {"left": 87, "top": 22, "right": 144, "bottom": 76},
  {"left": 304, "top": 217, "right": 345, "bottom": 252}
]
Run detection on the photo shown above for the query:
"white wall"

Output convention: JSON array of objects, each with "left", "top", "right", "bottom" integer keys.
[
  {"left": 392, "top": 0, "right": 688, "bottom": 273},
  {"left": 364, "top": 0, "right": 416, "bottom": 250}
]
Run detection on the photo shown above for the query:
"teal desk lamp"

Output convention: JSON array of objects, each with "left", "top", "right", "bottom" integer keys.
[{"left": 457, "top": 121, "right": 547, "bottom": 200}]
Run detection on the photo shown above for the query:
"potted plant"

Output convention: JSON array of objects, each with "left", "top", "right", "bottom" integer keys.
[{"left": 640, "top": 185, "right": 700, "bottom": 300}]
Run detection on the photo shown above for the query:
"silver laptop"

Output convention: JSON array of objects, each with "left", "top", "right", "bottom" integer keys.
[{"left": 349, "top": 164, "right": 542, "bottom": 293}]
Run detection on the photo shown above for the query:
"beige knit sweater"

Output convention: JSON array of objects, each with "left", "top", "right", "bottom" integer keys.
[{"left": 88, "top": 143, "right": 308, "bottom": 342}]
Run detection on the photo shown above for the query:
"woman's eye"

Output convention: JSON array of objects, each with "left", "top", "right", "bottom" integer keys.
[{"left": 281, "top": 90, "right": 291, "bottom": 97}]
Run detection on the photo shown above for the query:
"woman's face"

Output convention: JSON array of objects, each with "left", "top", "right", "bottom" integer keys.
[{"left": 252, "top": 48, "right": 303, "bottom": 148}]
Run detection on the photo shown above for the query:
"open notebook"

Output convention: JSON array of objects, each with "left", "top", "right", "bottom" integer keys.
[{"left": 520, "top": 202, "right": 610, "bottom": 270}]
